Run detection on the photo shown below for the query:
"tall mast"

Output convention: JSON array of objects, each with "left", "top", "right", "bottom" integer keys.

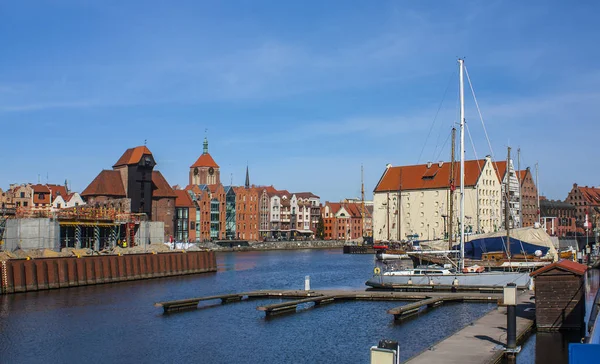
[
  {"left": 505, "top": 147, "right": 511, "bottom": 258},
  {"left": 459, "top": 59, "right": 465, "bottom": 270},
  {"left": 448, "top": 127, "right": 456, "bottom": 250},
  {"left": 536, "top": 162, "right": 540, "bottom": 224},
  {"left": 398, "top": 169, "right": 402, "bottom": 241},
  {"left": 361, "top": 164, "right": 365, "bottom": 237},
  {"left": 518, "top": 147, "right": 522, "bottom": 228}
]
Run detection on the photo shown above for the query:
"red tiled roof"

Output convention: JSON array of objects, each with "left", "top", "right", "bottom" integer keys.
[
  {"left": 152, "top": 171, "right": 177, "bottom": 198},
  {"left": 81, "top": 171, "right": 126, "bottom": 197},
  {"left": 579, "top": 186, "right": 600, "bottom": 205},
  {"left": 374, "top": 159, "right": 488, "bottom": 192},
  {"left": 492, "top": 161, "right": 507, "bottom": 181},
  {"left": 47, "top": 184, "right": 68, "bottom": 200},
  {"left": 530, "top": 259, "right": 588, "bottom": 277},
  {"left": 31, "top": 184, "right": 51, "bottom": 193},
  {"left": 175, "top": 189, "right": 194, "bottom": 207},
  {"left": 113, "top": 146, "right": 153, "bottom": 168},
  {"left": 295, "top": 192, "right": 320, "bottom": 199},
  {"left": 517, "top": 170, "right": 528, "bottom": 182},
  {"left": 190, "top": 153, "right": 219, "bottom": 168}
]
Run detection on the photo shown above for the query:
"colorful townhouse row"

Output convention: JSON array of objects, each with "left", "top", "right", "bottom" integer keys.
[
  {"left": 0, "top": 183, "right": 85, "bottom": 212},
  {"left": 1, "top": 139, "right": 376, "bottom": 244},
  {"left": 77, "top": 139, "right": 330, "bottom": 242}
]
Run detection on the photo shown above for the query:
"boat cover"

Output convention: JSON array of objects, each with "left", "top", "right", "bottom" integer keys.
[{"left": 419, "top": 227, "right": 558, "bottom": 261}]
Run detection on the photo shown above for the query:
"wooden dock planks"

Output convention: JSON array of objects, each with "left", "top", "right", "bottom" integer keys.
[{"left": 405, "top": 291, "right": 535, "bottom": 364}]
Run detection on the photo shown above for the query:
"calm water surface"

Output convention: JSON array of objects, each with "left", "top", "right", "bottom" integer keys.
[{"left": 0, "top": 249, "right": 495, "bottom": 363}]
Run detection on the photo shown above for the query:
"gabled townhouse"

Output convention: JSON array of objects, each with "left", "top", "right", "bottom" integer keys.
[{"left": 373, "top": 156, "right": 502, "bottom": 243}]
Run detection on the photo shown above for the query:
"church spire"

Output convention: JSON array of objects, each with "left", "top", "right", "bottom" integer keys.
[
  {"left": 245, "top": 164, "right": 250, "bottom": 189},
  {"left": 203, "top": 137, "right": 208, "bottom": 155}
]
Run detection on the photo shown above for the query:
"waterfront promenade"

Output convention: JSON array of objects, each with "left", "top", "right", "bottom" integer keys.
[{"left": 407, "top": 291, "right": 535, "bottom": 363}]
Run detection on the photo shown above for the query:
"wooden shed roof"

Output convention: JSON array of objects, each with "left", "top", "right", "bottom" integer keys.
[{"left": 530, "top": 259, "right": 588, "bottom": 277}]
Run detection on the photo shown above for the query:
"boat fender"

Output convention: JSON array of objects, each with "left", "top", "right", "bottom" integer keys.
[
  {"left": 374, "top": 267, "right": 381, "bottom": 275},
  {"left": 453, "top": 278, "right": 459, "bottom": 286}
]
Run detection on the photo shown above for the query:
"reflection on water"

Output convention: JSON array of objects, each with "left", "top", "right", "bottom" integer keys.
[
  {"left": 0, "top": 249, "right": 497, "bottom": 363},
  {"left": 517, "top": 269, "right": 599, "bottom": 364}
]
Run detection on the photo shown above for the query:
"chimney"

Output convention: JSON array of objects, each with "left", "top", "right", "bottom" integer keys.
[
  {"left": 427, "top": 162, "right": 432, "bottom": 169},
  {"left": 438, "top": 161, "right": 443, "bottom": 167}
]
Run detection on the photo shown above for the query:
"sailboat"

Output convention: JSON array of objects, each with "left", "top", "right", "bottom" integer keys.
[{"left": 366, "top": 59, "right": 532, "bottom": 289}]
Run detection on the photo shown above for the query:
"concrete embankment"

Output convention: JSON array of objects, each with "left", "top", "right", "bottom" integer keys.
[
  {"left": 200, "top": 240, "right": 348, "bottom": 252},
  {"left": 0, "top": 250, "right": 216, "bottom": 294}
]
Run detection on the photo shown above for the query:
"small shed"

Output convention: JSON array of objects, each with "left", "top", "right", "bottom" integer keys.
[{"left": 531, "top": 260, "right": 588, "bottom": 331}]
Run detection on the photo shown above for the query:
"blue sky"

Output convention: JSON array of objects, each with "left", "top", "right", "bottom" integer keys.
[{"left": 1, "top": 0, "right": 598, "bottom": 202}]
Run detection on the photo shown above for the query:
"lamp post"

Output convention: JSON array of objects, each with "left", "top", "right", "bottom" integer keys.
[{"left": 504, "top": 282, "right": 520, "bottom": 360}]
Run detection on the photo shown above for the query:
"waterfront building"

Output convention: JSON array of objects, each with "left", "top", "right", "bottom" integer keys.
[
  {"left": 518, "top": 168, "right": 539, "bottom": 227},
  {"left": 373, "top": 157, "right": 501, "bottom": 243},
  {"left": 234, "top": 186, "right": 259, "bottom": 240},
  {"left": 565, "top": 184, "right": 600, "bottom": 235},
  {"left": 225, "top": 186, "right": 237, "bottom": 239},
  {"left": 342, "top": 199, "right": 374, "bottom": 237},
  {"left": 81, "top": 145, "right": 177, "bottom": 240},
  {"left": 174, "top": 189, "right": 196, "bottom": 242},
  {"left": 540, "top": 198, "right": 577, "bottom": 237},
  {"left": 322, "top": 202, "right": 363, "bottom": 240},
  {"left": 185, "top": 184, "right": 212, "bottom": 242},
  {"left": 294, "top": 192, "right": 321, "bottom": 237}
]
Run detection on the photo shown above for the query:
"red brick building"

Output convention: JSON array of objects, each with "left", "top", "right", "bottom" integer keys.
[
  {"left": 81, "top": 146, "right": 177, "bottom": 240},
  {"left": 565, "top": 184, "right": 600, "bottom": 235},
  {"left": 540, "top": 198, "right": 577, "bottom": 237},
  {"left": 519, "top": 168, "right": 539, "bottom": 227},
  {"left": 322, "top": 202, "right": 363, "bottom": 240},
  {"left": 234, "top": 186, "right": 259, "bottom": 240}
]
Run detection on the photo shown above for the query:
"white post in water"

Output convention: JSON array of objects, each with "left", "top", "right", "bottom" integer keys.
[{"left": 304, "top": 275, "right": 310, "bottom": 291}]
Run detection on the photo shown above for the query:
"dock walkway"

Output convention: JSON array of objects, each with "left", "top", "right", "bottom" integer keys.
[{"left": 406, "top": 291, "right": 535, "bottom": 364}]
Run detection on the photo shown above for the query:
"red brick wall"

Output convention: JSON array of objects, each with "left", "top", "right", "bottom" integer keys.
[
  {"left": 520, "top": 170, "right": 538, "bottom": 227},
  {"left": 235, "top": 188, "right": 259, "bottom": 240},
  {"left": 152, "top": 197, "right": 175, "bottom": 239}
]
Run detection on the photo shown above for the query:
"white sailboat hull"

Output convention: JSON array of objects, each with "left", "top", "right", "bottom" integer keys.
[{"left": 366, "top": 271, "right": 531, "bottom": 289}]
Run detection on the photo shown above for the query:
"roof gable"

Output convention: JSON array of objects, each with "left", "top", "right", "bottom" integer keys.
[
  {"left": 152, "top": 171, "right": 177, "bottom": 198},
  {"left": 113, "top": 146, "right": 153, "bottom": 168},
  {"left": 81, "top": 170, "right": 126, "bottom": 197}
]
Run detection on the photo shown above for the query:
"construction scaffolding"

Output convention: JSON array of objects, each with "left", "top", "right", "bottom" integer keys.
[{"left": 5, "top": 206, "right": 149, "bottom": 251}]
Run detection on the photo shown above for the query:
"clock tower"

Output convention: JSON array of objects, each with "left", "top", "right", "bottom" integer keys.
[{"left": 189, "top": 137, "right": 220, "bottom": 185}]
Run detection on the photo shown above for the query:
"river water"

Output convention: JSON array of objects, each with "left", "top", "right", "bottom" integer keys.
[{"left": 0, "top": 249, "right": 501, "bottom": 363}]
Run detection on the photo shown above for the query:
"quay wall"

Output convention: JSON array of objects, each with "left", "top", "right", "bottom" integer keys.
[{"left": 0, "top": 250, "right": 216, "bottom": 294}]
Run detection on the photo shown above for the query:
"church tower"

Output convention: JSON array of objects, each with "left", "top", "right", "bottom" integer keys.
[{"left": 189, "top": 137, "right": 220, "bottom": 185}]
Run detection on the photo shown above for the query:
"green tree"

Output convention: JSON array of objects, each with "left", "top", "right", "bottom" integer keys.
[{"left": 316, "top": 216, "right": 325, "bottom": 240}]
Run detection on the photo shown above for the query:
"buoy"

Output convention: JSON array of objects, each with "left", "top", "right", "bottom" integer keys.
[{"left": 374, "top": 267, "right": 381, "bottom": 274}]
